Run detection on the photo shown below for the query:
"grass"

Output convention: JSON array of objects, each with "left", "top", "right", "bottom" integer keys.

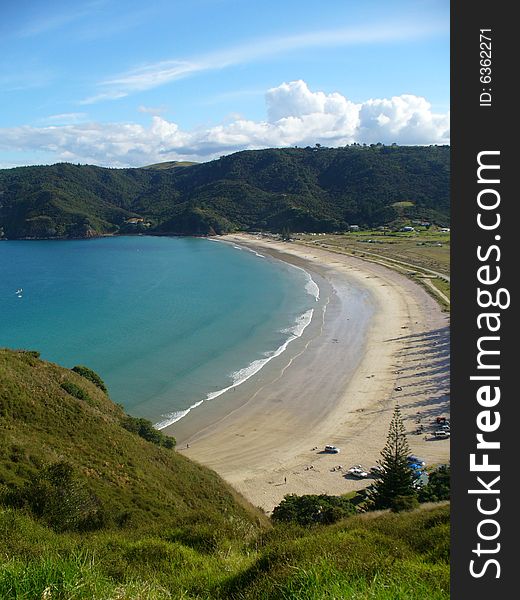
[
  {"left": 0, "top": 504, "right": 450, "bottom": 599},
  {"left": 0, "top": 349, "right": 267, "bottom": 535},
  {"left": 0, "top": 349, "right": 450, "bottom": 598}
]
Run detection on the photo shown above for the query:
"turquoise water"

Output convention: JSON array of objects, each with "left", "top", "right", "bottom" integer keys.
[{"left": 0, "top": 236, "right": 317, "bottom": 427}]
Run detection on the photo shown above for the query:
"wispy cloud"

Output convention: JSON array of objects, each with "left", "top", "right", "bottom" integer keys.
[
  {"left": 199, "top": 88, "right": 265, "bottom": 106},
  {"left": 15, "top": 1, "right": 106, "bottom": 38},
  {"left": 81, "top": 19, "right": 448, "bottom": 104},
  {"left": 41, "top": 113, "right": 88, "bottom": 124},
  {"left": 0, "top": 68, "right": 55, "bottom": 92},
  {"left": 138, "top": 105, "right": 169, "bottom": 116}
]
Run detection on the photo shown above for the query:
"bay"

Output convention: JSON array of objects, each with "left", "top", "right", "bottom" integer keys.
[{"left": 0, "top": 236, "right": 316, "bottom": 427}]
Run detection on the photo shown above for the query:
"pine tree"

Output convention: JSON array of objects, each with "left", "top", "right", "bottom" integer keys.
[{"left": 367, "top": 405, "right": 417, "bottom": 511}]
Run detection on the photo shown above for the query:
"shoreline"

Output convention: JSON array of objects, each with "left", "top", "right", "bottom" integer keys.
[
  {"left": 155, "top": 241, "right": 321, "bottom": 430},
  {"left": 166, "top": 233, "right": 450, "bottom": 513}
]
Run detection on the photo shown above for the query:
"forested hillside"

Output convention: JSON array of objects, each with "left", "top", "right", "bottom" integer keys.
[{"left": 0, "top": 145, "right": 449, "bottom": 239}]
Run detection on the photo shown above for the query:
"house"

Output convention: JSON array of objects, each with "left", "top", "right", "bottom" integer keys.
[
  {"left": 400, "top": 226, "right": 415, "bottom": 232},
  {"left": 349, "top": 225, "right": 360, "bottom": 232}
]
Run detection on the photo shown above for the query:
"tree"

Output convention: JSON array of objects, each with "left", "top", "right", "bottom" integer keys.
[
  {"left": 367, "top": 405, "right": 417, "bottom": 511},
  {"left": 280, "top": 225, "right": 292, "bottom": 241}
]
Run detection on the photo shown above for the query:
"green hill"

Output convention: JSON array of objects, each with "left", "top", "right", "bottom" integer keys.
[
  {"left": 0, "top": 145, "right": 450, "bottom": 239},
  {"left": 142, "top": 161, "right": 199, "bottom": 170},
  {"left": 0, "top": 348, "right": 265, "bottom": 535},
  {"left": 0, "top": 348, "right": 450, "bottom": 599}
]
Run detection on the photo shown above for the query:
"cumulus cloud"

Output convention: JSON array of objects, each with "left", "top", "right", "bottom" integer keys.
[{"left": 0, "top": 81, "right": 449, "bottom": 168}]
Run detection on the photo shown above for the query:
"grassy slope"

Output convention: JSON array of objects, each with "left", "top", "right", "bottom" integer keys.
[
  {"left": 0, "top": 503, "right": 450, "bottom": 599},
  {"left": 0, "top": 349, "right": 265, "bottom": 535},
  {"left": 0, "top": 349, "right": 450, "bottom": 598},
  {"left": 142, "top": 161, "right": 199, "bottom": 170}
]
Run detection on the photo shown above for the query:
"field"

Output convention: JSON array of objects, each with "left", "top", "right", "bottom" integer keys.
[{"left": 295, "top": 228, "right": 450, "bottom": 310}]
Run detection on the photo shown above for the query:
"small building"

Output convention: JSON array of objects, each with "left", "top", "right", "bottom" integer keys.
[
  {"left": 349, "top": 225, "right": 360, "bottom": 232},
  {"left": 400, "top": 226, "right": 415, "bottom": 232}
]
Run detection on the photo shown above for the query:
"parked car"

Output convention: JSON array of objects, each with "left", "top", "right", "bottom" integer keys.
[
  {"left": 348, "top": 467, "right": 368, "bottom": 479},
  {"left": 434, "top": 430, "right": 450, "bottom": 438},
  {"left": 408, "top": 463, "right": 423, "bottom": 471},
  {"left": 407, "top": 455, "right": 426, "bottom": 466},
  {"left": 324, "top": 445, "right": 340, "bottom": 453}
]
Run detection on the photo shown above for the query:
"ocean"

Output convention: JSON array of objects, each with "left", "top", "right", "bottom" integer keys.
[{"left": 0, "top": 236, "right": 318, "bottom": 428}]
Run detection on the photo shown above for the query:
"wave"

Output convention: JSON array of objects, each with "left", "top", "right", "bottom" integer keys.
[
  {"left": 288, "top": 264, "right": 320, "bottom": 302},
  {"left": 237, "top": 245, "right": 265, "bottom": 259},
  {"left": 155, "top": 308, "right": 314, "bottom": 430}
]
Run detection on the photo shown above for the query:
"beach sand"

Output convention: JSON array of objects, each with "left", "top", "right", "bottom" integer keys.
[{"left": 165, "top": 233, "right": 450, "bottom": 513}]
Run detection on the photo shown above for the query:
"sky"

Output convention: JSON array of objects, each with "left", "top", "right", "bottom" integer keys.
[{"left": 0, "top": 0, "right": 450, "bottom": 168}]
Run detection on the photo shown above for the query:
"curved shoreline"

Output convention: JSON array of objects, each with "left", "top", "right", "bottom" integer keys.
[
  {"left": 166, "top": 234, "right": 450, "bottom": 512},
  {"left": 155, "top": 242, "right": 321, "bottom": 430}
]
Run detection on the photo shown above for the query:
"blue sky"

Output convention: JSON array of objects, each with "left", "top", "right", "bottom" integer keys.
[{"left": 0, "top": 0, "right": 449, "bottom": 168}]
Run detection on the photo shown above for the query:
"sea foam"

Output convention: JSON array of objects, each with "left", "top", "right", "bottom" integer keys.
[
  {"left": 155, "top": 308, "right": 314, "bottom": 429},
  {"left": 155, "top": 240, "right": 319, "bottom": 430}
]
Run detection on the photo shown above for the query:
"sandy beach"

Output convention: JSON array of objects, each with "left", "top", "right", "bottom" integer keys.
[{"left": 166, "top": 233, "right": 450, "bottom": 513}]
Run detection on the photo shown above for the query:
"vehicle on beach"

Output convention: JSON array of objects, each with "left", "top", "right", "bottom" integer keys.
[
  {"left": 348, "top": 468, "right": 368, "bottom": 479},
  {"left": 408, "top": 464, "right": 423, "bottom": 478},
  {"left": 407, "top": 455, "right": 426, "bottom": 467},
  {"left": 324, "top": 445, "right": 340, "bottom": 453},
  {"left": 434, "top": 430, "right": 450, "bottom": 438},
  {"left": 347, "top": 465, "right": 368, "bottom": 478}
]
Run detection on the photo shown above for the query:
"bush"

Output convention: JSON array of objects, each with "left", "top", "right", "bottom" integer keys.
[
  {"left": 391, "top": 494, "right": 420, "bottom": 512},
  {"left": 71, "top": 365, "right": 107, "bottom": 393},
  {"left": 272, "top": 494, "right": 357, "bottom": 526},
  {"left": 2, "top": 462, "right": 106, "bottom": 532},
  {"left": 419, "top": 465, "right": 450, "bottom": 502},
  {"left": 121, "top": 415, "right": 176, "bottom": 449},
  {"left": 61, "top": 381, "right": 90, "bottom": 402}
]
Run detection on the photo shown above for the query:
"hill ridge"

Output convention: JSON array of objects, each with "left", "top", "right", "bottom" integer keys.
[{"left": 0, "top": 145, "right": 450, "bottom": 239}]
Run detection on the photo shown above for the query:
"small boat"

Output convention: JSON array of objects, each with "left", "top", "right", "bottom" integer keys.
[{"left": 16, "top": 288, "right": 23, "bottom": 295}]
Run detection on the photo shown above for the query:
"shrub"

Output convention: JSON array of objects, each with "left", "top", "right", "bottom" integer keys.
[
  {"left": 61, "top": 381, "right": 90, "bottom": 402},
  {"left": 121, "top": 415, "right": 176, "bottom": 449},
  {"left": 2, "top": 462, "right": 106, "bottom": 532},
  {"left": 419, "top": 465, "right": 450, "bottom": 502},
  {"left": 272, "top": 494, "right": 357, "bottom": 526},
  {"left": 391, "top": 494, "right": 420, "bottom": 512},
  {"left": 71, "top": 365, "right": 108, "bottom": 393}
]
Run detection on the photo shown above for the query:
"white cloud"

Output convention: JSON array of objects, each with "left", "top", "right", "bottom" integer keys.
[
  {"left": 0, "top": 81, "right": 450, "bottom": 168},
  {"left": 138, "top": 105, "right": 168, "bottom": 115},
  {"left": 81, "top": 19, "right": 448, "bottom": 104},
  {"left": 42, "top": 113, "right": 88, "bottom": 124}
]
